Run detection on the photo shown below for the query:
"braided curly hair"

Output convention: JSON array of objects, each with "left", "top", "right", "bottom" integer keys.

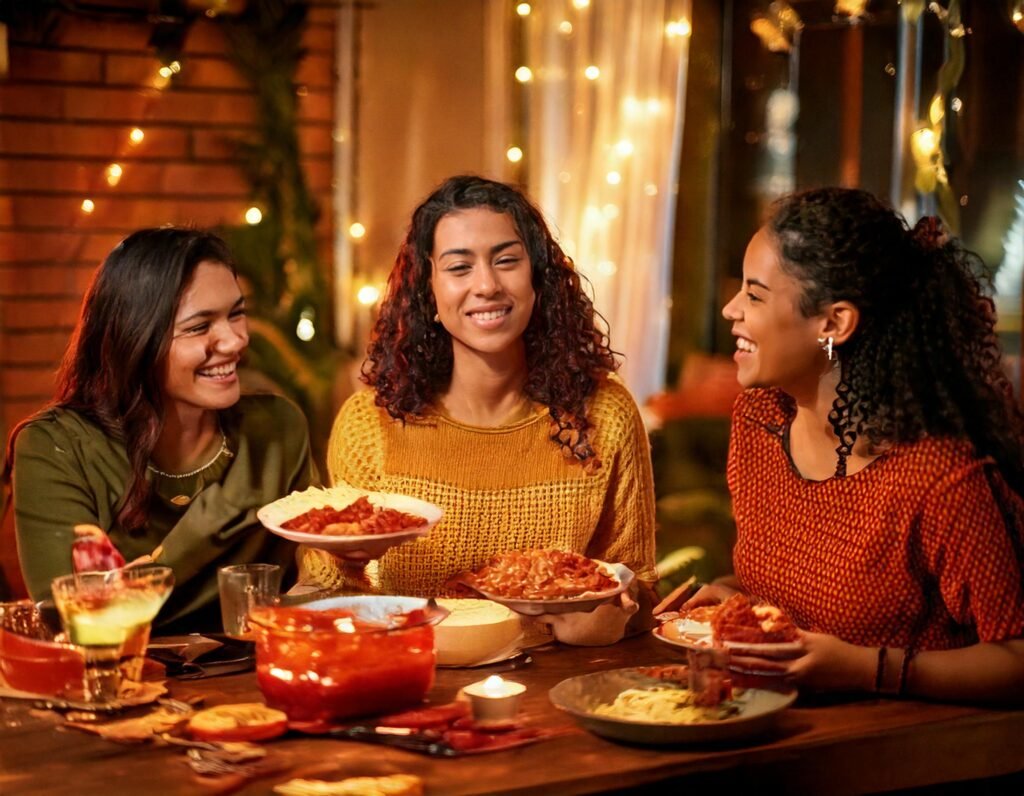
[
  {"left": 767, "top": 187, "right": 1024, "bottom": 497},
  {"left": 362, "top": 175, "right": 619, "bottom": 468}
]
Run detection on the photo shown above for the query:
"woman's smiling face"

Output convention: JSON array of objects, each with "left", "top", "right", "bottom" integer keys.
[
  {"left": 161, "top": 260, "right": 249, "bottom": 414},
  {"left": 722, "top": 227, "right": 826, "bottom": 394},
  {"left": 430, "top": 207, "right": 536, "bottom": 366}
]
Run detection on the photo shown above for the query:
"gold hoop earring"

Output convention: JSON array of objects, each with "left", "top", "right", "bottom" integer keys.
[{"left": 816, "top": 336, "right": 835, "bottom": 362}]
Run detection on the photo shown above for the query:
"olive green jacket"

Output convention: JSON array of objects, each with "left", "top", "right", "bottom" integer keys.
[{"left": 13, "top": 394, "right": 315, "bottom": 632}]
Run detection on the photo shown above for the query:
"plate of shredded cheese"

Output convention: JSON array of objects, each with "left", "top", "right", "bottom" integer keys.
[{"left": 549, "top": 666, "right": 796, "bottom": 744}]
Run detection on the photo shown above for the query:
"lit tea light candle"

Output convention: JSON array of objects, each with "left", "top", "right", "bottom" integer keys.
[{"left": 463, "top": 675, "right": 526, "bottom": 723}]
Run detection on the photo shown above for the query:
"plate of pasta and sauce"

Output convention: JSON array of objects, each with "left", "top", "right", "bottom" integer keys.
[
  {"left": 549, "top": 665, "right": 795, "bottom": 745},
  {"left": 453, "top": 549, "right": 634, "bottom": 616},
  {"left": 258, "top": 485, "right": 443, "bottom": 559}
]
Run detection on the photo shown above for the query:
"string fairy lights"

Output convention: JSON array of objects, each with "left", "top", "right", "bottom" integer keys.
[
  {"left": 78, "top": 60, "right": 183, "bottom": 217},
  {"left": 75, "top": 55, "right": 267, "bottom": 235},
  {"left": 508, "top": 0, "right": 694, "bottom": 248},
  {"left": 509, "top": 0, "right": 693, "bottom": 402}
]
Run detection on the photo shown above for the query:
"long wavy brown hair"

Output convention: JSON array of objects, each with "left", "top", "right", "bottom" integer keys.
[
  {"left": 768, "top": 187, "right": 1024, "bottom": 500},
  {"left": 363, "top": 175, "right": 619, "bottom": 467},
  {"left": 3, "top": 228, "right": 236, "bottom": 531}
]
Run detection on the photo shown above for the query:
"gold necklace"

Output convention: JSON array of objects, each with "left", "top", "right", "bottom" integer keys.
[{"left": 147, "top": 432, "right": 232, "bottom": 505}]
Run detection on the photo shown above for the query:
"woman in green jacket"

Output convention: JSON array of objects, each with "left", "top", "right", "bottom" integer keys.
[{"left": 5, "top": 228, "right": 315, "bottom": 632}]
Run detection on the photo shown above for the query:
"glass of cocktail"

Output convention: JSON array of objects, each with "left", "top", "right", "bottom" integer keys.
[{"left": 51, "top": 565, "right": 174, "bottom": 702}]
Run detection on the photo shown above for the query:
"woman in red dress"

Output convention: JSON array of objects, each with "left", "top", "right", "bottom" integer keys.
[{"left": 687, "top": 187, "right": 1024, "bottom": 704}]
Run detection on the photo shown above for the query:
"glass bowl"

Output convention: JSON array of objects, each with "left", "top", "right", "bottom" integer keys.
[
  {"left": 0, "top": 601, "right": 84, "bottom": 698},
  {"left": 249, "top": 595, "right": 448, "bottom": 724}
]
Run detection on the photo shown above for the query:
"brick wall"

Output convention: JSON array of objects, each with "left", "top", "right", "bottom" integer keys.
[{"left": 0, "top": 3, "right": 338, "bottom": 597}]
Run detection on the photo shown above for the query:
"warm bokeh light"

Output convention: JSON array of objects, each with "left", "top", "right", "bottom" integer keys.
[
  {"left": 558, "top": 20, "right": 573, "bottom": 35},
  {"left": 606, "top": 171, "right": 622, "bottom": 185},
  {"left": 169, "top": 60, "right": 182, "bottom": 74},
  {"left": 105, "top": 163, "right": 123, "bottom": 186},
  {"left": 349, "top": 222, "right": 366, "bottom": 239},
  {"left": 665, "top": 18, "right": 692, "bottom": 38},
  {"left": 515, "top": 66, "right": 533, "bottom": 83},
  {"left": 644, "top": 182, "right": 659, "bottom": 196},
  {"left": 835, "top": 0, "right": 868, "bottom": 17},
  {"left": 80, "top": 199, "right": 95, "bottom": 214},
  {"left": 614, "top": 139, "right": 635, "bottom": 157},
  {"left": 911, "top": 127, "right": 938, "bottom": 160},
  {"left": 245, "top": 206, "right": 263, "bottom": 225},
  {"left": 506, "top": 146, "right": 524, "bottom": 163},
  {"left": 597, "top": 260, "right": 617, "bottom": 276},
  {"left": 516, "top": 2, "right": 531, "bottom": 16},
  {"left": 158, "top": 66, "right": 173, "bottom": 79},
  {"left": 357, "top": 285, "right": 381, "bottom": 305},
  {"left": 572, "top": 0, "right": 590, "bottom": 8},
  {"left": 951, "top": 97, "right": 963, "bottom": 113},
  {"left": 129, "top": 128, "right": 145, "bottom": 145},
  {"left": 296, "top": 316, "right": 315, "bottom": 342},
  {"left": 584, "top": 65, "right": 600, "bottom": 80}
]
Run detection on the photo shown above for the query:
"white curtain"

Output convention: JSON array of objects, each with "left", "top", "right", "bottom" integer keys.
[{"left": 521, "top": 0, "right": 692, "bottom": 403}]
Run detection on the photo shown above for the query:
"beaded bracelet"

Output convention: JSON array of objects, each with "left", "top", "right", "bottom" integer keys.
[
  {"left": 898, "top": 647, "right": 917, "bottom": 696},
  {"left": 874, "top": 646, "right": 887, "bottom": 693}
]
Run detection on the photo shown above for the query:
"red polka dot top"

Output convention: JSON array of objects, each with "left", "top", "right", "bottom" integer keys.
[{"left": 728, "top": 388, "right": 1024, "bottom": 651}]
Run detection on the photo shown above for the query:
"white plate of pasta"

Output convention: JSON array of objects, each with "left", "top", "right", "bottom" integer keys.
[
  {"left": 549, "top": 666, "right": 796, "bottom": 745},
  {"left": 257, "top": 485, "right": 443, "bottom": 558},
  {"left": 454, "top": 549, "right": 634, "bottom": 616}
]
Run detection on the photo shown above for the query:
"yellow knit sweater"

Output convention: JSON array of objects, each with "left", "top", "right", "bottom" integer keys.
[{"left": 302, "top": 376, "right": 657, "bottom": 596}]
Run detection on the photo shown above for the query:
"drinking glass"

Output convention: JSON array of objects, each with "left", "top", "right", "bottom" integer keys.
[
  {"left": 51, "top": 565, "right": 174, "bottom": 702},
  {"left": 218, "top": 564, "right": 281, "bottom": 640}
]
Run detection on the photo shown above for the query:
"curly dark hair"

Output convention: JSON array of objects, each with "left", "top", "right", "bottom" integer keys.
[
  {"left": 767, "top": 187, "right": 1024, "bottom": 497},
  {"left": 363, "top": 174, "right": 619, "bottom": 467}
]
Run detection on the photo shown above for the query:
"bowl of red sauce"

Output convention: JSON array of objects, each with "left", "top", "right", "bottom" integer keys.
[
  {"left": 249, "top": 596, "right": 448, "bottom": 724},
  {"left": 0, "top": 600, "right": 84, "bottom": 698}
]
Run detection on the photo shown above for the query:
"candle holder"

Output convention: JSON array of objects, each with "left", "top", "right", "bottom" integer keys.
[{"left": 462, "top": 675, "right": 526, "bottom": 724}]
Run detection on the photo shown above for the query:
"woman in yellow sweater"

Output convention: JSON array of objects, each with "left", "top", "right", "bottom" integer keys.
[{"left": 305, "top": 175, "right": 657, "bottom": 644}]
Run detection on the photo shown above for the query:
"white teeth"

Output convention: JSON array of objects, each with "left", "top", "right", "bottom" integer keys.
[
  {"left": 198, "top": 364, "right": 236, "bottom": 378},
  {"left": 470, "top": 308, "right": 510, "bottom": 321},
  {"left": 736, "top": 338, "right": 758, "bottom": 353}
]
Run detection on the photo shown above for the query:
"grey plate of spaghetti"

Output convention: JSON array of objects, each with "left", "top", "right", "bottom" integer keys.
[{"left": 549, "top": 666, "right": 796, "bottom": 745}]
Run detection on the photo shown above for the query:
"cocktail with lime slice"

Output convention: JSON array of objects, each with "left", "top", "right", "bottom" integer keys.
[{"left": 51, "top": 566, "right": 174, "bottom": 702}]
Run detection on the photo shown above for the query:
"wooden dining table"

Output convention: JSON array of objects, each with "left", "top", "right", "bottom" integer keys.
[{"left": 1, "top": 632, "right": 1022, "bottom": 795}]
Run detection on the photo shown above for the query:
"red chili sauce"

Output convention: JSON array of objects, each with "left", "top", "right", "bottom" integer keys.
[{"left": 251, "top": 606, "right": 437, "bottom": 723}]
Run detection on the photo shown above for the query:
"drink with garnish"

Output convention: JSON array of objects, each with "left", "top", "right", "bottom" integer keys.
[{"left": 51, "top": 565, "right": 174, "bottom": 702}]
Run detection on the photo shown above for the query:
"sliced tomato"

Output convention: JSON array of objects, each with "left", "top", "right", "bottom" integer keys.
[
  {"left": 187, "top": 703, "right": 288, "bottom": 743},
  {"left": 373, "top": 702, "right": 470, "bottom": 730}
]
